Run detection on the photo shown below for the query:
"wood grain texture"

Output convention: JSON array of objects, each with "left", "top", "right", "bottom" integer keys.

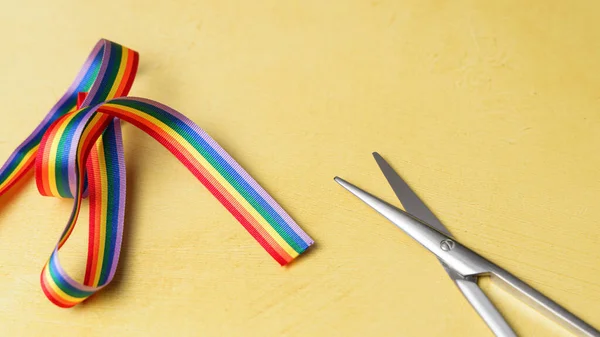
[{"left": 0, "top": 1, "right": 599, "bottom": 336}]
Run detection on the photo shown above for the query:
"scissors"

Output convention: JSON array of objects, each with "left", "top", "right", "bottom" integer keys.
[{"left": 335, "top": 153, "right": 599, "bottom": 337}]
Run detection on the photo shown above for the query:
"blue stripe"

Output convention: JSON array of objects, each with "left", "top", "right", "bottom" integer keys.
[
  {"left": 111, "top": 98, "right": 308, "bottom": 251},
  {"left": 49, "top": 252, "right": 93, "bottom": 298}
]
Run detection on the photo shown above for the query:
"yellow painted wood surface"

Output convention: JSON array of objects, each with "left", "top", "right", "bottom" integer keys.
[{"left": 0, "top": 1, "right": 599, "bottom": 336}]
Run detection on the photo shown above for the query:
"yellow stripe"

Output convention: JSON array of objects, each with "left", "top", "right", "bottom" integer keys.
[
  {"left": 104, "top": 104, "right": 299, "bottom": 258},
  {"left": 43, "top": 263, "right": 86, "bottom": 304},
  {"left": 92, "top": 140, "right": 108, "bottom": 286},
  {"left": 47, "top": 113, "right": 80, "bottom": 198},
  {"left": 106, "top": 49, "right": 128, "bottom": 99},
  {"left": 76, "top": 113, "right": 113, "bottom": 158},
  {"left": 0, "top": 106, "right": 80, "bottom": 191},
  {"left": 0, "top": 145, "right": 39, "bottom": 190}
]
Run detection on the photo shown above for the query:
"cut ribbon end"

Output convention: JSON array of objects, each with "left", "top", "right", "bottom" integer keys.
[{"left": 76, "top": 92, "right": 88, "bottom": 109}]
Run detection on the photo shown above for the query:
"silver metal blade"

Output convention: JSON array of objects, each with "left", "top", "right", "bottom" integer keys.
[
  {"left": 373, "top": 152, "right": 451, "bottom": 237},
  {"left": 334, "top": 176, "right": 488, "bottom": 277},
  {"left": 334, "top": 176, "right": 452, "bottom": 249},
  {"left": 372, "top": 153, "right": 516, "bottom": 337}
]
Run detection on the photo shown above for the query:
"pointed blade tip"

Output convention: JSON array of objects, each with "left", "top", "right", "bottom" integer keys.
[
  {"left": 334, "top": 176, "right": 348, "bottom": 185},
  {"left": 334, "top": 176, "right": 348, "bottom": 187},
  {"left": 334, "top": 176, "right": 360, "bottom": 195}
]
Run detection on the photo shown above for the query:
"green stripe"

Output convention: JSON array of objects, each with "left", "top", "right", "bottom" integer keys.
[
  {"left": 48, "top": 257, "right": 93, "bottom": 298},
  {"left": 98, "top": 132, "right": 117, "bottom": 285},
  {"left": 111, "top": 99, "right": 304, "bottom": 252}
]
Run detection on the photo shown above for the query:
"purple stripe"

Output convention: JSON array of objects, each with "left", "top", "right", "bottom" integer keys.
[
  {"left": 0, "top": 41, "right": 105, "bottom": 179},
  {"left": 51, "top": 248, "right": 103, "bottom": 292},
  {"left": 68, "top": 42, "right": 113, "bottom": 191},
  {"left": 125, "top": 97, "right": 313, "bottom": 245}
]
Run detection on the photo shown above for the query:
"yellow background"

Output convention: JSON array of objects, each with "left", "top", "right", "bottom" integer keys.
[{"left": 0, "top": 1, "right": 599, "bottom": 336}]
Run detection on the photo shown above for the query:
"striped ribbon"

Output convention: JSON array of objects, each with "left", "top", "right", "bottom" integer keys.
[{"left": 0, "top": 39, "right": 313, "bottom": 308}]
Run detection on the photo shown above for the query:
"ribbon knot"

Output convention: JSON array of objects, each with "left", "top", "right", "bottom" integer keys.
[{"left": 0, "top": 39, "right": 313, "bottom": 307}]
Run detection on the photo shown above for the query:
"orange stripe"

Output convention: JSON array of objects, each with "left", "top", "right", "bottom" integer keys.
[
  {"left": 0, "top": 154, "right": 36, "bottom": 195},
  {"left": 99, "top": 106, "right": 292, "bottom": 260},
  {"left": 40, "top": 266, "right": 78, "bottom": 308}
]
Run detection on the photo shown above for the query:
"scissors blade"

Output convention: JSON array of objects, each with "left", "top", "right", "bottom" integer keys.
[
  {"left": 372, "top": 153, "right": 516, "bottom": 337},
  {"left": 334, "top": 176, "right": 453, "bottom": 253},
  {"left": 373, "top": 152, "right": 451, "bottom": 237}
]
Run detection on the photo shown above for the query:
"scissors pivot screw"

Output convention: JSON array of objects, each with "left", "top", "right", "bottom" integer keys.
[{"left": 440, "top": 239, "right": 455, "bottom": 251}]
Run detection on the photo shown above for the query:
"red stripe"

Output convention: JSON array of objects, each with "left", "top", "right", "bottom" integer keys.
[
  {"left": 202, "top": 168, "right": 293, "bottom": 263},
  {"left": 84, "top": 145, "right": 102, "bottom": 286},
  {"left": 99, "top": 106, "right": 288, "bottom": 257},
  {"left": 98, "top": 105, "right": 289, "bottom": 264},
  {"left": 77, "top": 92, "right": 88, "bottom": 109},
  {"left": 120, "top": 51, "right": 139, "bottom": 96},
  {"left": 40, "top": 266, "right": 77, "bottom": 308}
]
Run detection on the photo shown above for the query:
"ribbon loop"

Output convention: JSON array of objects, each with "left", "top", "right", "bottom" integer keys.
[{"left": 0, "top": 39, "right": 313, "bottom": 308}]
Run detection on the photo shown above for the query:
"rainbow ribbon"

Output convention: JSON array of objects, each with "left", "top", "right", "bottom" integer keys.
[{"left": 0, "top": 39, "right": 313, "bottom": 308}]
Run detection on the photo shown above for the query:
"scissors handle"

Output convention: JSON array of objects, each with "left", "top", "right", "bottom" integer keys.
[
  {"left": 452, "top": 275, "right": 517, "bottom": 337},
  {"left": 489, "top": 265, "right": 600, "bottom": 337}
]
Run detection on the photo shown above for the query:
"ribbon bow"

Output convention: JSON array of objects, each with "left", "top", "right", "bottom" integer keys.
[{"left": 0, "top": 39, "right": 313, "bottom": 307}]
